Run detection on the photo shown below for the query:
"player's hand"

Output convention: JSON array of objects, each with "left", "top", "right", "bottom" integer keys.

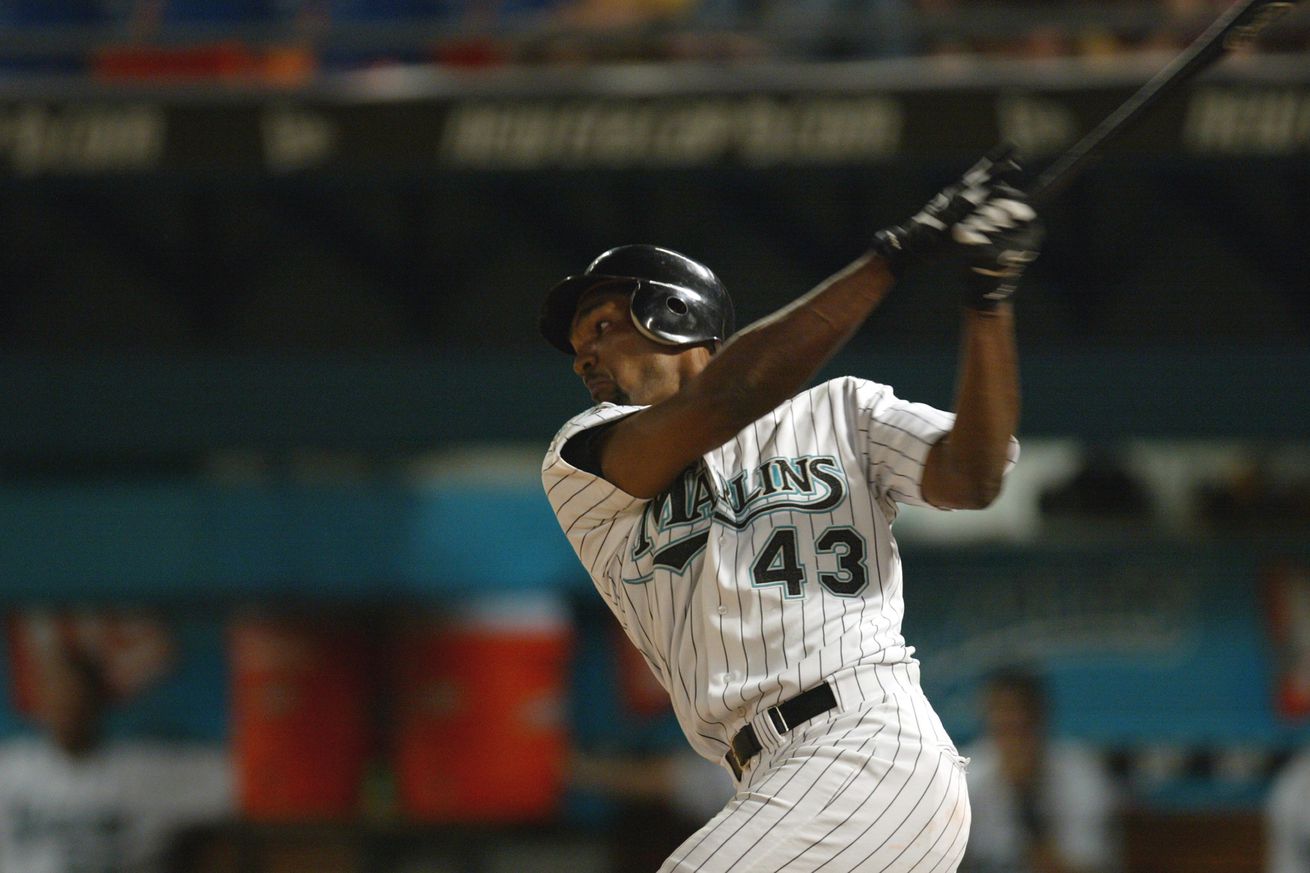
[
  {"left": 870, "top": 144, "right": 1022, "bottom": 278},
  {"left": 952, "top": 182, "right": 1042, "bottom": 311}
]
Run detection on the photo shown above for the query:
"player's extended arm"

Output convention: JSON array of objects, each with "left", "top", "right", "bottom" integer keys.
[
  {"left": 922, "top": 187, "right": 1041, "bottom": 509},
  {"left": 597, "top": 153, "right": 1024, "bottom": 499},
  {"left": 921, "top": 307, "right": 1019, "bottom": 509}
]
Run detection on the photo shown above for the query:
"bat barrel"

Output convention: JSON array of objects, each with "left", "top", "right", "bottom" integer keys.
[{"left": 1025, "top": 0, "right": 1296, "bottom": 204}]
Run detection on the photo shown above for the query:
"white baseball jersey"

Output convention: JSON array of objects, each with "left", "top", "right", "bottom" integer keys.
[
  {"left": 0, "top": 739, "right": 233, "bottom": 873},
  {"left": 543, "top": 375, "right": 1019, "bottom": 764}
]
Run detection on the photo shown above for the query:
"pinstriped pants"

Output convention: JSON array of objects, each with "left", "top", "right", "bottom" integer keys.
[{"left": 659, "top": 690, "right": 971, "bottom": 873}]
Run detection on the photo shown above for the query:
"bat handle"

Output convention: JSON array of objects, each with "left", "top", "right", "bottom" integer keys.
[{"left": 952, "top": 141, "right": 1081, "bottom": 209}]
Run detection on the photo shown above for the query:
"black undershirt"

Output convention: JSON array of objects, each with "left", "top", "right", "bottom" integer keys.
[{"left": 561, "top": 422, "right": 615, "bottom": 478}]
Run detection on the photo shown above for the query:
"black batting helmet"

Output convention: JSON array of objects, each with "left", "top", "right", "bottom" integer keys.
[{"left": 539, "top": 245, "right": 735, "bottom": 355}]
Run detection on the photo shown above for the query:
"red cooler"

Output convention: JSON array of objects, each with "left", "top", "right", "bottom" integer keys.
[
  {"left": 391, "top": 595, "right": 572, "bottom": 822},
  {"left": 229, "top": 614, "right": 372, "bottom": 820}
]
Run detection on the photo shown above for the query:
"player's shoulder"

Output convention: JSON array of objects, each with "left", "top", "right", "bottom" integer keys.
[
  {"left": 547, "top": 404, "right": 642, "bottom": 451},
  {"left": 796, "top": 375, "right": 897, "bottom": 408},
  {"left": 542, "top": 403, "right": 646, "bottom": 484},
  {"left": 768, "top": 378, "right": 905, "bottom": 435}
]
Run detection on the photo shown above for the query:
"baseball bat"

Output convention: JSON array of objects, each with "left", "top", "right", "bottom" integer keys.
[{"left": 1028, "top": 0, "right": 1304, "bottom": 203}]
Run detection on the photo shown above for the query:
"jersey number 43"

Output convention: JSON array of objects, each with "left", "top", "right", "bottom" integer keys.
[{"left": 752, "top": 526, "right": 869, "bottom": 600}]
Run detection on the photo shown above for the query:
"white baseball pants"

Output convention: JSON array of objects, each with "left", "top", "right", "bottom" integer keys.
[{"left": 659, "top": 689, "right": 971, "bottom": 873}]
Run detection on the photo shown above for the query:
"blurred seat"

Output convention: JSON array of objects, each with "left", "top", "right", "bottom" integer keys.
[
  {"left": 93, "top": 41, "right": 268, "bottom": 79},
  {"left": 94, "top": 0, "right": 301, "bottom": 81}
]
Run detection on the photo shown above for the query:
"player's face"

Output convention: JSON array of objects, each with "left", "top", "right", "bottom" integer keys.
[
  {"left": 985, "top": 686, "right": 1046, "bottom": 786},
  {"left": 985, "top": 687, "right": 1043, "bottom": 745},
  {"left": 569, "top": 290, "right": 707, "bottom": 406}
]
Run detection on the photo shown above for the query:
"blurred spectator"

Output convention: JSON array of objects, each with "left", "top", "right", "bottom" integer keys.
[
  {"left": 2, "top": 0, "right": 1306, "bottom": 74},
  {"left": 0, "top": 647, "right": 234, "bottom": 873},
  {"left": 961, "top": 668, "right": 1122, "bottom": 873},
  {"left": 1267, "top": 747, "right": 1310, "bottom": 873},
  {"left": 555, "top": 0, "right": 692, "bottom": 29}
]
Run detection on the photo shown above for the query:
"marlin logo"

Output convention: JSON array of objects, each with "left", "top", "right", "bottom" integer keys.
[
  {"left": 631, "top": 465, "right": 718, "bottom": 561},
  {"left": 650, "top": 531, "right": 710, "bottom": 574},
  {"left": 713, "top": 455, "right": 846, "bottom": 528},
  {"left": 625, "top": 455, "right": 849, "bottom": 580}
]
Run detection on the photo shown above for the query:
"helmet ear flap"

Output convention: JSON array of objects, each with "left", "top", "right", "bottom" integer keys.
[{"left": 630, "top": 280, "right": 727, "bottom": 348}]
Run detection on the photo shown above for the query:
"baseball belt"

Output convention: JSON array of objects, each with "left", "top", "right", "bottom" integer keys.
[{"left": 725, "top": 682, "right": 838, "bottom": 780}]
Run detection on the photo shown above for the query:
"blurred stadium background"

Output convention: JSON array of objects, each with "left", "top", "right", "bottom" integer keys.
[{"left": 1, "top": 0, "right": 1309, "bottom": 871}]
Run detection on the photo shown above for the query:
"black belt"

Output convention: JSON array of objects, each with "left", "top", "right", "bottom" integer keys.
[{"left": 725, "top": 682, "right": 838, "bottom": 780}]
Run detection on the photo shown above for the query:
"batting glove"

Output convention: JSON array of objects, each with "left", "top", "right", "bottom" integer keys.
[
  {"left": 871, "top": 144, "right": 1022, "bottom": 278},
  {"left": 953, "top": 183, "right": 1043, "bottom": 311}
]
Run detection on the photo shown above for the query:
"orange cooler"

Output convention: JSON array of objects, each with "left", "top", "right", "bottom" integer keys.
[
  {"left": 229, "top": 614, "right": 372, "bottom": 820},
  {"left": 391, "top": 596, "right": 572, "bottom": 822}
]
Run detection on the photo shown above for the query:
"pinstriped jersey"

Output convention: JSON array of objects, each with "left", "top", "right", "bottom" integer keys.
[{"left": 542, "top": 375, "right": 1018, "bottom": 763}]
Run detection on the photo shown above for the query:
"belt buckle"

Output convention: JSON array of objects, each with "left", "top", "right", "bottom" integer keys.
[{"left": 726, "top": 745, "right": 745, "bottom": 780}]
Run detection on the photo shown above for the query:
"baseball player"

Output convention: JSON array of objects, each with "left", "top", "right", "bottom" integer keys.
[
  {"left": 541, "top": 148, "right": 1040, "bottom": 873},
  {"left": 0, "top": 648, "right": 233, "bottom": 873}
]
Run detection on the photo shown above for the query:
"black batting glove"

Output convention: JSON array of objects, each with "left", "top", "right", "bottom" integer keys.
[
  {"left": 871, "top": 145, "right": 1021, "bottom": 278},
  {"left": 953, "top": 183, "right": 1043, "bottom": 311}
]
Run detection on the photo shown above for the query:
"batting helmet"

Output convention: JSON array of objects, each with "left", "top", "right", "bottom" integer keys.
[{"left": 539, "top": 245, "right": 735, "bottom": 355}]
